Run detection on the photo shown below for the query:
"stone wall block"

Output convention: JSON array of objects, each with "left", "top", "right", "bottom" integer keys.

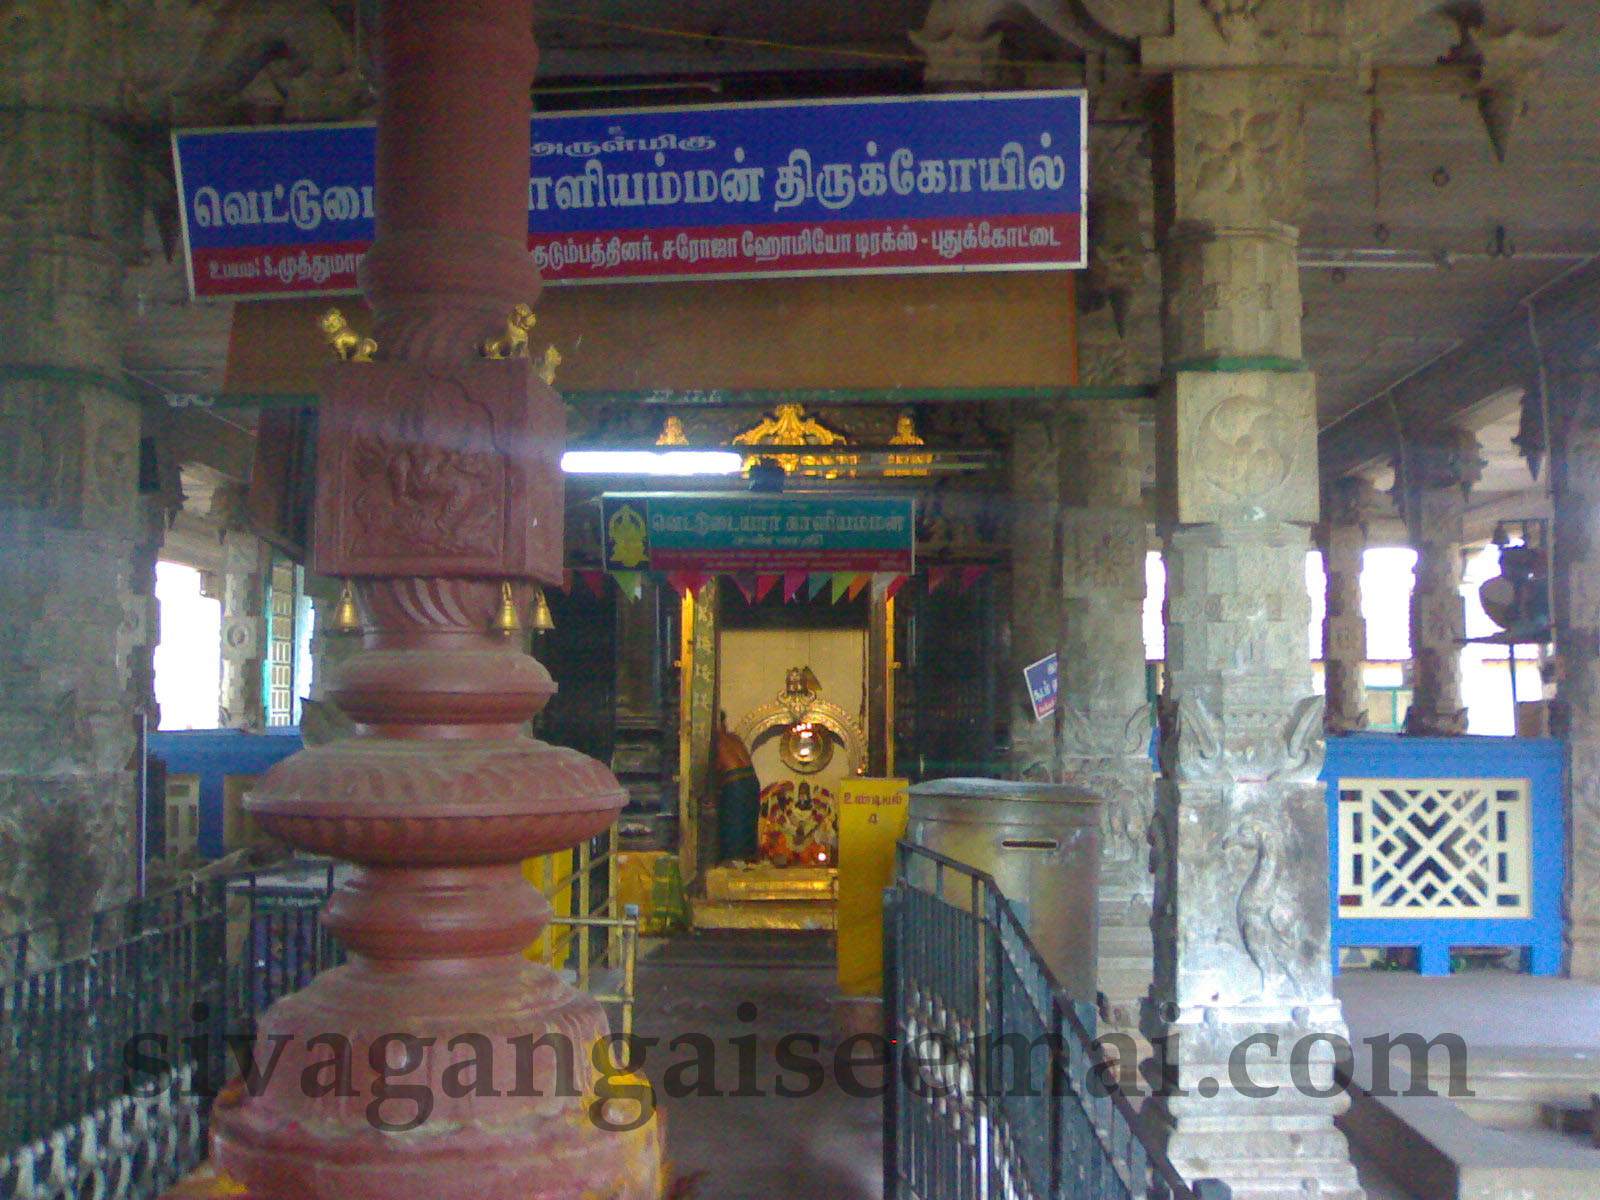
[
  {"left": 1169, "top": 72, "right": 1307, "bottom": 230},
  {"left": 1163, "top": 226, "right": 1303, "bottom": 362},
  {"left": 1163, "top": 371, "right": 1319, "bottom": 526}
]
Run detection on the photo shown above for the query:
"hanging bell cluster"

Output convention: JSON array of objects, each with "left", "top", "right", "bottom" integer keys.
[
  {"left": 329, "top": 581, "right": 362, "bottom": 635},
  {"left": 487, "top": 582, "right": 555, "bottom": 636},
  {"left": 491, "top": 581, "right": 522, "bottom": 636},
  {"left": 530, "top": 586, "right": 555, "bottom": 632}
]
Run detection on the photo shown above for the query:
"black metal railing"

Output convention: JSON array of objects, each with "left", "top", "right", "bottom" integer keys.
[
  {"left": 0, "top": 868, "right": 340, "bottom": 1200},
  {"left": 1, "top": 882, "right": 228, "bottom": 1152},
  {"left": 884, "top": 842, "right": 1230, "bottom": 1200},
  {"left": 226, "top": 866, "right": 345, "bottom": 1028}
]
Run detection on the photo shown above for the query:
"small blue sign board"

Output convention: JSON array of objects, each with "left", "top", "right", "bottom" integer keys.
[{"left": 1023, "top": 652, "right": 1059, "bottom": 721}]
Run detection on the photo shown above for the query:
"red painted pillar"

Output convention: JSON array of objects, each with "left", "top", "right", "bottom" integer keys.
[{"left": 184, "top": 2, "right": 663, "bottom": 1196}]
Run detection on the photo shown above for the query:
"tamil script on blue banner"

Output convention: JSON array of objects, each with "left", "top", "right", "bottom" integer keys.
[{"left": 173, "top": 91, "right": 1085, "bottom": 299}]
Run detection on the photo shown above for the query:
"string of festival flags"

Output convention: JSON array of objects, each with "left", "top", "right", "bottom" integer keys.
[{"left": 551, "top": 566, "right": 991, "bottom": 603}]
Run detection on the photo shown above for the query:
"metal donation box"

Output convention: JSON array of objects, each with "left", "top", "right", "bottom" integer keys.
[{"left": 905, "top": 778, "right": 1101, "bottom": 1004}]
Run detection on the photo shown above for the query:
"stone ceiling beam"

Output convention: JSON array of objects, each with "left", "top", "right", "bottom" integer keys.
[{"left": 1319, "top": 256, "right": 1600, "bottom": 482}]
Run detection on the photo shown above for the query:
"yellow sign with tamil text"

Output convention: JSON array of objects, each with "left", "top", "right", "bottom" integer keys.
[{"left": 836, "top": 776, "right": 909, "bottom": 997}]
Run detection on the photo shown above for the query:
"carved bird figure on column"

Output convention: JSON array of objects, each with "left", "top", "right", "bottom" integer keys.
[{"left": 1226, "top": 819, "right": 1306, "bottom": 999}]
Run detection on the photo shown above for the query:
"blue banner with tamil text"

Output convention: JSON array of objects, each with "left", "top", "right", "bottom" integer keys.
[{"left": 173, "top": 91, "right": 1085, "bottom": 299}]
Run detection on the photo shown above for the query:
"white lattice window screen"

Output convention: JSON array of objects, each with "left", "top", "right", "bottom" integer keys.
[
  {"left": 165, "top": 774, "right": 201, "bottom": 859},
  {"left": 1337, "top": 777, "right": 1531, "bottom": 919},
  {"left": 267, "top": 561, "right": 297, "bottom": 726}
]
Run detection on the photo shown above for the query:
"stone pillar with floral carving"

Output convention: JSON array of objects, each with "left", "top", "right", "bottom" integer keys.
[
  {"left": 1009, "top": 402, "right": 1062, "bottom": 779},
  {"left": 1319, "top": 476, "right": 1375, "bottom": 735},
  {"left": 1549, "top": 371, "right": 1600, "bottom": 979},
  {"left": 1395, "top": 425, "right": 1479, "bottom": 736},
  {"left": 1150, "top": 64, "right": 1363, "bottom": 1200}
]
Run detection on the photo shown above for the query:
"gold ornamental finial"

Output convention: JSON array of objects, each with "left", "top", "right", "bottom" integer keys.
[
  {"left": 530, "top": 586, "right": 556, "bottom": 632},
  {"left": 732, "top": 403, "right": 853, "bottom": 478},
  {"left": 481, "top": 302, "right": 538, "bottom": 359},
  {"left": 491, "top": 581, "right": 522, "bottom": 636},
  {"left": 537, "top": 344, "right": 562, "bottom": 385},
  {"left": 319, "top": 308, "right": 376, "bottom": 362},
  {"left": 329, "top": 581, "right": 362, "bottom": 634},
  {"left": 885, "top": 409, "right": 932, "bottom": 477}
]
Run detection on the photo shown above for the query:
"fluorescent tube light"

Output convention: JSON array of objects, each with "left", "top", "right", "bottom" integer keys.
[{"left": 560, "top": 450, "right": 744, "bottom": 475}]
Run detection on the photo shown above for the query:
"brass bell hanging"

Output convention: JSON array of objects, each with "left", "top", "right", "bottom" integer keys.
[
  {"left": 329, "top": 581, "right": 361, "bottom": 635},
  {"left": 530, "top": 585, "right": 556, "bottom": 632},
  {"left": 491, "top": 581, "right": 522, "bottom": 636}
]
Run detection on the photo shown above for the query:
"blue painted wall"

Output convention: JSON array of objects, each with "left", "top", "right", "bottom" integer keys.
[
  {"left": 1322, "top": 733, "right": 1565, "bottom": 975},
  {"left": 148, "top": 728, "right": 303, "bottom": 859}
]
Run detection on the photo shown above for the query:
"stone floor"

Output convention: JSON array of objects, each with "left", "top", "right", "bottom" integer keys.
[
  {"left": 636, "top": 932, "right": 881, "bottom": 1200},
  {"left": 632, "top": 932, "right": 1428, "bottom": 1200}
]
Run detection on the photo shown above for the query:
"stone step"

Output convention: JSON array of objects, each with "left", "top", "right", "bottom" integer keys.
[
  {"left": 1449, "top": 1047, "right": 1600, "bottom": 1129},
  {"left": 703, "top": 865, "right": 835, "bottom": 903},
  {"left": 1538, "top": 1097, "right": 1600, "bottom": 1146},
  {"left": 690, "top": 898, "right": 836, "bottom": 932},
  {"left": 1340, "top": 1081, "right": 1600, "bottom": 1200}
]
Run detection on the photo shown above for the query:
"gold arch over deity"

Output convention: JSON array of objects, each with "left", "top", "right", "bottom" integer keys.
[{"left": 734, "top": 665, "right": 867, "bottom": 776}]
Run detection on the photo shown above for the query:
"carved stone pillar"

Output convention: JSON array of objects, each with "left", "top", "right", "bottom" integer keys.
[
  {"left": 1056, "top": 381, "right": 1153, "bottom": 1035},
  {"left": 1010, "top": 402, "right": 1061, "bottom": 779},
  {"left": 1550, "top": 374, "right": 1600, "bottom": 979},
  {"left": 199, "top": 2, "right": 659, "bottom": 1196},
  {"left": 1318, "top": 476, "right": 1374, "bottom": 735},
  {"left": 0, "top": 104, "right": 147, "bottom": 940},
  {"left": 0, "top": 3, "right": 360, "bottom": 942},
  {"left": 1395, "top": 426, "right": 1479, "bottom": 736},
  {"left": 217, "top": 533, "right": 270, "bottom": 729},
  {"left": 1151, "top": 68, "right": 1363, "bottom": 1200}
]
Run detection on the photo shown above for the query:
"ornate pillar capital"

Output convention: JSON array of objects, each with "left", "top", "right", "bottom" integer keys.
[
  {"left": 908, "top": 24, "right": 1006, "bottom": 89},
  {"left": 1142, "top": 0, "right": 1435, "bottom": 72},
  {"left": 1321, "top": 473, "right": 1379, "bottom": 531},
  {"left": 0, "top": 0, "right": 361, "bottom": 123},
  {"left": 1391, "top": 422, "right": 1481, "bottom": 540}
]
